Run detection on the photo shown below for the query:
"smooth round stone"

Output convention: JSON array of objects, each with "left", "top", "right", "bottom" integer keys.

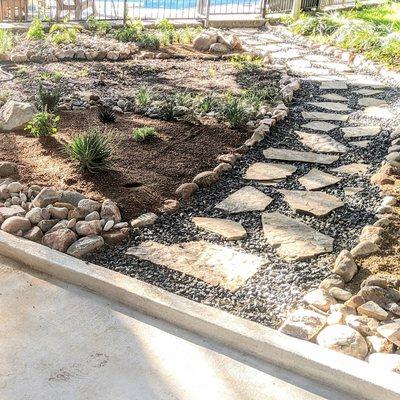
[
  {"left": 103, "top": 220, "right": 114, "bottom": 232},
  {"left": 7, "top": 182, "right": 22, "bottom": 193}
]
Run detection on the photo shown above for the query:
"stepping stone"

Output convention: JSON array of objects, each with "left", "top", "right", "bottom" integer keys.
[
  {"left": 302, "top": 111, "right": 349, "bottom": 122},
  {"left": 319, "top": 93, "right": 348, "bottom": 102},
  {"left": 263, "top": 148, "right": 339, "bottom": 165},
  {"left": 126, "top": 240, "right": 263, "bottom": 291},
  {"left": 355, "top": 89, "right": 384, "bottom": 96},
  {"left": 299, "top": 168, "right": 341, "bottom": 190},
  {"left": 348, "top": 75, "right": 386, "bottom": 89},
  {"left": 342, "top": 126, "right": 381, "bottom": 139},
  {"left": 302, "top": 121, "right": 338, "bottom": 132},
  {"left": 358, "top": 97, "right": 388, "bottom": 107},
  {"left": 262, "top": 212, "right": 334, "bottom": 261},
  {"left": 279, "top": 189, "right": 344, "bottom": 216},
  {"left": 215, "top": 186, "right": 272, "bottom": 214},
  {"left": 349, "top": 140, "right": 370, "bottom": 148},
  {"left": 331, "top": 163, "right": 370, "bottom": 175},
  {"left": 270, "top": 49, "right": 302, "bottom": 60},
  {"left": 364, "top": 106, "right": 393, "bottom": 120},
  {"left": 320, "top": 81, "right": 348, "bottom": 90},
  {"left": 315, "top": 62, "right": 352, "bottom": 72},
  {"left": 296, "top": 131, "right": 349, "bottom": 153},
  {"left": 244, "top": 162, "right": 297, "bottom": 182},
  {"left": 308, "top": 102, "right": 350, "bottom": 112},
  {"left": 192, "top": 217, "right": 247, "bottom": 240},
  {"left": 305, "top": 54, "right": 329, "bottom": 62},
  {"left": 344, "top": 187, "right": 363, "bottom": 196}
]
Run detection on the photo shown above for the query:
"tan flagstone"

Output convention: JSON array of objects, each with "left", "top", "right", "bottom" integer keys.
[
  {"left": 299, "top": 168, "right": 341, "bottom": 190},
  {"left": 302, "top": 111, "right": 349, "bottom": 122},
  {"left": 349, "top": 141, "right": 370, "bottom": 148},
  {"left": 262, "top": 212, "right": 334, "bottom": 261},
  {"left": 319, "top": 93, "right": 348, "bottom": 102},
  {"left": 279, "top": 189, "right": 344, "bottom": 216},
  {"left": 308, "top": 102, "right": 350, "bottom": 112},
  {"left": 344, "top": 187, "right": 364, "bottom": 196},
  {"left": 263, "top": 148, "right": 339, "bottom": 165},
  {"left": 301, "top": 121, "right": 338, "bottom": 132},
  {"left": 358, "top": 97, "right": 388, "bottom": 107},
  {"left": 331, "top": 163, "right": 370, "bottom": 175},
  {"left": 192, "top": 217, "right": 247, "bottom": 240},
  {"left": 320, "top": 81, "right": 348, "bottom": 90},
  {"left": 244, "top": 162, "right": 297, "bottom": 182},
  {"left": 215, "top": 186, "right": 273, "bottom": 214},
  {"left": 296, "top": 131, "right": 349, "bottom": 153},
  {"left": 355, "top": 89, "right": 383, "bottom": 96},
  {"left": 364, "top": 106, "right": 393, "bottom": 120},
  {"left": 342, "top": 126, "right": 381, "bottom": 138},
  {"left": 126, "top": 240, "right": 263, "bottom": 291},
  {"left": 347, "top": 75, "right": 386, "bottom": 89}
]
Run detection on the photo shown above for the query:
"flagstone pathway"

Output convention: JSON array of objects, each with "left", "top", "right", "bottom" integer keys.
[{"left": 87, "top": 27, "right": 400, "bottom": 328}]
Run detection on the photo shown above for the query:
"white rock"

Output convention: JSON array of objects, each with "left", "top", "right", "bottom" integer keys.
[
  {"left": 303, "top": 289, "right": 336, "bottom": 312},
  {"left": 130, "top": 212, "right": 158, "bottom": 228},
  {"left": 0, "top": 100, "right": 36, "bottom": 131},
  {"left": 279, "top": 309, "right": 326, "bottom": 340},
  {"left": 67, "top": 235, "right": 104, "bottom": 258},
  {"left": 332, "top": 250, "right": 357, "bottom": 282},
  {"left": 367, "top": 353, "right": 400, "bottom": 373},
  {"left": 346, "top": 315, "right": 379, "bottom": 336}
]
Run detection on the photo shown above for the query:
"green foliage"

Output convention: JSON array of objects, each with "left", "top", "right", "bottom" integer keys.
[
  {"left": 48, "top": 23, "right": 77, "bottom": 44},
  {"left": 241, "top": 85, "right": 279, "bottom": 110},
  {"left": 27, "top": 18, "right": 46, "bottom": 40},
  {"left": 230, "top": 54, "right": 263, "bottom": 72},
  {"left": 98, "top": 107, "right": 116, "bottom": 124},
  {"left": 40, "top": 70, "right": 64, "bottom": 82},
  {"left": 0, "top": 90, "right": 10, "bottom": 103},
  {"left": 199, "top": 93, "right": 219, "bottom": 114},
  {"left": 66, "top": 130, "right": 112, "bottom": 172},
  {"left": 218, "top": 93, "right": 250, "bottom": 129},
  {"left": 289, "top": 12, "right": 344, "bottom": 36},
  {"left": 366, "top": 34, "right": 400, "bottom": 68},
  {"left": 156, "top": 18, "right": 175, "bottom": 31},
  {"left": 132, "top": 126, "right": 158, "bottom": 141},
  {"left": 87, "top": 17, "right": 111, "bottom": 35},
  {"left": 37, "top": 85, "right": 62, "bottom": 112},
  {"left": 114, "top": 19, "right": 144, "bottom": 42},
  {"left": 136, "top": 32, "right": 161, "bottom": 50},
  {"left": 135, "top": 86, "right": 153, "bottom": 114},
  {"left": 0, "top": 29, "right": 15, "bottom": 53},
  {"left": 25, "top": 111, "right": 59, "bottom": 137}
]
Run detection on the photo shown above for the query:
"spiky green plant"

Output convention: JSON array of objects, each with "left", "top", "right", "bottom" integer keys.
[
  {"left": 66, "top": 130, "right": 112, "bottom": 172},
  {"left": 25, "top": 111, "right": 60, "bottom": 137},
  {"left": 27, "top": 18, "right": 46, "bottom": 40},
  {"left": 0, "top": 29, "right": 16, "bottom": 54},
  {"left": 132, "top": 126, "right": 158, "bottom": 141},
  {"left": 135, "top": 86, "right": 152, "bottom": 114},
  {"left": 37, "top": 85, "right": 62, "bottom": 112},
  {"left": 230, "top": 54, "right": 263, "bottom": 72},
  {"left": 218, "top": 93, "right": 250, "bottom": 129}
]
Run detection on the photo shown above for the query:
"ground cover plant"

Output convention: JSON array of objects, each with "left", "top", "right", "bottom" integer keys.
[
  {"left": 286, "top": 3, "right": 400, "bottom": 69},
  {"left": 0, "top": 29, "right": 15, "bottom": 53},
  {"left": 25, "top": 111, "right": 60, "bottom": 138}
]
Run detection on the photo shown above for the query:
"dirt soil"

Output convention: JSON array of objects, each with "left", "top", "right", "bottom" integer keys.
[{"left": 0, "top": 110, "right": 248, "bottom": 219}]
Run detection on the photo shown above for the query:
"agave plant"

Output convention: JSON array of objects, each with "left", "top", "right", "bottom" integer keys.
[
  {"left": 66, "top": 130, "right": 112, "bottom": 173},
  {"left": 37, "top": 84, "right": 62, "bottom": 113},
  {"left": 98, "top": 107, "right": 116, "bottom": 124}
]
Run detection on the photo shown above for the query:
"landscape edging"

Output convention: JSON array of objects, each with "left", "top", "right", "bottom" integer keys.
[{"left": 1, "top": 229, "right": 400, "bottom": 400}]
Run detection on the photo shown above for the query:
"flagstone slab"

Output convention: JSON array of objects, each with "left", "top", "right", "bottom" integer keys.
[
  {"left": 364, "top": 106, "right": 393, "bottom": 120},
  {"left": 302, "top": 121, "right": 338, "bottom": 132},
  {"left": 262, "top": 212, "right": 334, "bottom": 261},
  {"left": 315, "top": 62, "right": 352, "bottom": 72},
  {"left": 320, "top": 93, "right": 348, "bottom": 102},
  {"left": 320, "top": 81, "right": 348, "bottom": 90},
  {"left": 263, "top": 148, "right": 339, "bottom": 165},
  {"left": 215, "top": 186, "right": 272, "bottom": 214},
  {"left": 126, "top": 240, "right": 263, "bottom": 291},
  {"left": 331, "top": 163, "right": 370, "bottom": 175},
  {"left": 302, "top": 111, "right": 349, "bottom": 122},
  {"left": 279, "top": 189, "right": 344, "bottom": 216},
  {"left": 308, "top": 102, "right": 350, "bottom": 112},
  {"left": 192, "top": 217, "right": 247, "bottom": 240},
  {"left": 270, "top": 49, "right": 303, "bottom": 59},
  {"left": 358, "top": 97, "right": 388, "bottom": 107},
  {"left": 349, "top": 140, "right": 370, "bottom": 148},
  {"left": 347, "top": 75, "right": 386, "bottom": 89},
  {"left": 244, "top": 162, "right": 297, "bottom": 182},
  {"left": 344, "top": 187, "right": 364, "bottom": 196},
  {"left": 305, "top": 54, "right": 330, "bottom": 62},
  {"left": 355, "top": 89, "right": 384, "bottom": 96},
  {"left": 296, "top": 131, "right": 349, "bottom": 153},
  {"left": 299, "top": 168, "right": 342, "bottom": 190},
  {"left": 342, "top": 126, "right": 381, "bottom": 138}
]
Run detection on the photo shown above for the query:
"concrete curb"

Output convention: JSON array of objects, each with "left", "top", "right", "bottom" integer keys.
[{"left": 0, "top": 230, "right": 399, "bottom": 400}]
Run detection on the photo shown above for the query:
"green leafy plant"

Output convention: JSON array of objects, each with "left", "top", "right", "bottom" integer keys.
[
  {"left": 87, "top": 16, "right": 111, "bottom": 35},
  {"left": 27, "top": 18, "right": 46, "bottom": 40},
  {"left": 199, "top": 93, "right": 219, "bottom": 114},
  {"left": 98, "top": 107, "right": 116, "bottom": 124},
  {"left": 241, "top": 85, "right": 279, "bottom": 109},
  {"left": 37, "top": 85, "right": 62, "bottom": 112},
  {"left": 230, "top": 54, "right": 263, "bottom": 71},
  {"left": 135, "top": 86, "right": 153, "bottom": 114},
  {"left": 48, "top": 23, "right": 77, "bottom": 44},
  {"left": 156, "top": 18, "right": 175, "bottom": 31},
  {"left": 25, "top": 111, "right": 60, "bottom": 137},
  {"left": 0, "top": 90, "right": 10, "bottom": 103},
  {"left": 218, "top": 93, "right": 250, "bottom": 129},
  {"left": 114, "top": 19, "right": 144, "bottom": 42},
  {"left": 136, "top": 32, "right": 161, "bottom": 50},
  {"left": 66, "top": 130, "right": 112, "bottom": 172},
  {"left": 132, "top": 126, "right": 158, "bottom": 141},
  {"left": 0, "top": 29, "right": 15, "bottom": 53}
]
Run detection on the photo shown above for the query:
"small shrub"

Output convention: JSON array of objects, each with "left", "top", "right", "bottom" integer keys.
[
  {"left": 0, "top": 90, "right": 10, "bottom": 103},
  {"left": 241, "top": 85, "right": 279, "bottom": 109},
  {"left": 176, "top": 26, "right": 202, "bottom": 44},
  {"left": 98, "top": 107, "right": 116, "bottom": 124},
  {"left": 158, "top": 29, "right": 176, "bottom": 46},
  {"left": 132, "top": 126, "right": 158, "bottom": 141},
  {"left": 114, "top": 19, "right": 144, "bottom": 42},
  {"left": 27, "top": 18, "right": 46, "bottom": 40},
  {"left": 0, "top": 29, "right": 15, "bottom": 53},
  {"left": 87, "top": 17, "right": 111, "bottom": 35},
  {"left": 48, "top": 24, "right": 77, "bottom": 44},
  {"left": 135, "top": 86, "right": 152, "bottom": 114},
  {"left": 289, "top": 13, "right": 344, "bottom": 36},
  {"left": 66, "top": 130, "right": 112, "bottom": 172},
  {"left": 136, "top": 32, "right": 160, "bottom": 50},
  {"left": 366, "top": 35, "right": 400, "bottom": 68},
  {"left": 230, "top": 54, "right": 263, "bottom": 71},
  {"left": 156, "top": 92, "right": 198, "bottom": 122},
  {"left": 25, "top": 111, "right": 59, "bottom": 137},
  {"left": 199, "top": 93, "right": 219, "bottom": 114},
  {"left": 37, "top": 85, "right": 62, "bottom": 112},
  {"left": 219, "top": 93, "right": 250, "bottom": 129},
  {"left": 156, "top": 18, "right": 175, "bottom": 31}
]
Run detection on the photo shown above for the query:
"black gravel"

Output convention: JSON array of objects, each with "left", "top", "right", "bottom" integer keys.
[{"left": 86, "top": 28, "right": 400, "bottom": 328}]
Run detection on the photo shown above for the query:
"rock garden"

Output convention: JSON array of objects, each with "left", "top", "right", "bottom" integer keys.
[{"left": 1, "top": 18, "right": 400, "bottom": 374}]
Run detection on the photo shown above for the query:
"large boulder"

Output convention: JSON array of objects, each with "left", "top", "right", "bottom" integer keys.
[
  {"left": 0, "top": 161, "right": 17, "bottom": 178},
  {"left": 42, "top": 228, "right": 77, "bottom": 252},
  {"left": 0, "top": 100, "right": 36, "bottom": 131},
  {"left": 193, "top": 31, "right": 218, "bottom": 51},
  {"left": 1, "top": 216, "right": 31, "bottom": 234}
]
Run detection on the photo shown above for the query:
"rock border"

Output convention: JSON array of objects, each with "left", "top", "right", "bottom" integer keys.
[{"left": 0, "top": 228, "right": 399, "bottom": 400}]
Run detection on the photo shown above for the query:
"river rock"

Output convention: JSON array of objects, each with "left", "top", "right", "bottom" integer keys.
[
  {"left": 67, "top": 235, "right": 104, "bottom": 258},
  {"left": 130, "top": 212, "right": 158, "bottom": 228},
  {"left": 78, "top": 199, "right": 102, "bottom": 213},
  {"left": 100, "top": 199, "right": 121, "bottom": 222},
  {"left": 331, "top": 250, "right": 357, "bottom": 282},
  {"left": 1, "top": 216, "right": 31, "bottom": 234},
  {"left": 303, "top": 289, "right": 336, "bottom": 312},
  {"left": 175, "top": 182, "right": 198, "bottom": 200},
  {"left": 345, "top": 315, "right": 379, "bottom": 336},
  {"left": 279, "top": 309, "right": 326, "bottom": 340},
  {"left": 32, "top": 188, "right": 61, "bottom": 208},
  {"left": 42, "top": 228, "right": 77, "bottom": 253},
  {"left": 0, "top": 162, "right": 17, "bottom": 178},
  {"left": 23, "top": 226, "right": 43, "bottom": 242},
  {"left": 193, "top": 171, "right": 219, "bottom": 188},
  {"left": 75, "top": 220, "right": 102, "bottom": 236}
]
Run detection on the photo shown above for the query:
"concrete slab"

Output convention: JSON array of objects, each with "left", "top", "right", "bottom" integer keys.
[{"left": 0, "top": 254, "right": 357, "bottom": 400}]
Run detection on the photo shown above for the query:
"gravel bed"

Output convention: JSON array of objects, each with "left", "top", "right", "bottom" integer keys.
[{"left": 86, "top": 29, "right": 400, "bottom": 328}]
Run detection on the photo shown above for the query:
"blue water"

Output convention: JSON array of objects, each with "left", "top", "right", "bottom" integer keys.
[{"left": 141, "top": 0, "right": 255, "bottom": 9}]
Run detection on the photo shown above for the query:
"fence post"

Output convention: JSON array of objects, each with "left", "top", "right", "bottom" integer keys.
[
  {"left": 291, "top": 0, "right": 301, "bottom": 18},
  {"left": 204, "top": 0, "right": 211, "bottom": 28},
  {"left": 123, "top": 0, "right": 128, "bottom": 24}
]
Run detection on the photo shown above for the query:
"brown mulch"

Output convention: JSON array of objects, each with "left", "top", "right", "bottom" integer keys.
[{"left": 0, "top": 110, "right": 248, "bottom": 219}]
